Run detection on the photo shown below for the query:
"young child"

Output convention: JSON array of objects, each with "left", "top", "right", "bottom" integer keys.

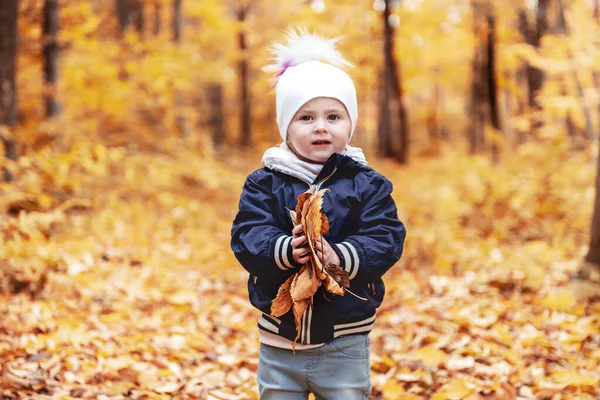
[{"left": 231, "top": 30, "right": 406, "bottom": 399}]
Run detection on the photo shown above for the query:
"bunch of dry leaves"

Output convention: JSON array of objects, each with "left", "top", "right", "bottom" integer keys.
[{"left": 270, "top": 188, "right": 351, "bottom": 348}]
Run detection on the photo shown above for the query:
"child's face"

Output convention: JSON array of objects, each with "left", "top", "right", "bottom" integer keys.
[{"left": 287, "top": 97, "right": 351, "bottom": 164}]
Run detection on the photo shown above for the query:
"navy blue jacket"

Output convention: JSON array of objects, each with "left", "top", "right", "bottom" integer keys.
[{"left": 231, "top": 153, "right": 406, "bottom": 345}]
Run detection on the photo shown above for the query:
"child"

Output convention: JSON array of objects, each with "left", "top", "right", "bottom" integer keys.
[{"left": 231, "top": 29, "right": 406, "bottom": 399}]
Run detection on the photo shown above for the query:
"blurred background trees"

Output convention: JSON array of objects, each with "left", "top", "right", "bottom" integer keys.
[
  {"left": 1, "top": 0, "right": 600, "bottom": 272},
  {"left": 2, "top": 0, "right": 597, "bottom": 156}
]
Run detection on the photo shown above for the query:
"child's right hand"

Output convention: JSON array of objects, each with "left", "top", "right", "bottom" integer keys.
[{"left": 291, "top": 224, "right": 310, "bottom": 265}]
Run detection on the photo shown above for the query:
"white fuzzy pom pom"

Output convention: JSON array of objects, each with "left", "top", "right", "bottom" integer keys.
[{"left": 263, "top": 28, "right": 352, "bottom": 78}]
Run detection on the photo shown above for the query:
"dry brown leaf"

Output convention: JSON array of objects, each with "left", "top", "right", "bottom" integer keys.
[
  {"left": 271, "top": 275, "right": 294, "bottom": 317},
  {"left": 290, "top": 264, "right": 319, "bottom": 302},
  {"left": 295, "top": 190, "right": 314, "bottom": 223}
]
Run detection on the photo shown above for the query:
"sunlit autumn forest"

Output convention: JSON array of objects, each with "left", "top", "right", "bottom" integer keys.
[{"left": 1, "top": 0, "right": 600, "bottom": 398}]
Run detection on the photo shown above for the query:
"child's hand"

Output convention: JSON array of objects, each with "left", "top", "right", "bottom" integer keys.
[
  {"left": 291, "top": 224, "right": 310, "bottom": 265},
  {"left": 314, "top": 237, "right": 340, "bottom": 267},
  {"left": 291, "top": 224, "right": 340, "bottom": 267}
]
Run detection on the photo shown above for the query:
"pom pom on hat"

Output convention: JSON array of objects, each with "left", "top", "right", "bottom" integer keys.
[
  {"left": 263, "top": 28, "right": 352, "bottom": 81},
  {"left": 264, "top": 28, "right": 358, "bottom": 142}
]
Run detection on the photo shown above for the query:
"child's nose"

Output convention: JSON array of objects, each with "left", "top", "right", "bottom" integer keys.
[{"left": 314, "top": 119, "right": 327, "bottom": 133}]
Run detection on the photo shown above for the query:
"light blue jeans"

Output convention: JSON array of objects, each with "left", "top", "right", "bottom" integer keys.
[{"left": 258, "top": 334, "right": 371, "bottom": 400}]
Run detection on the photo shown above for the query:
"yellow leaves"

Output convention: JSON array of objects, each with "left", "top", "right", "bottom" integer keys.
[
  {"left": 551, "top": 369, "right": 600, "bottom": 388},
  {"left": 539, "top": 290, "right": 576, "bottom": 312},
  {"left": 380, "top": 379, "right": 408, "bottom": 399},
  {"left": 431, "top": 379, "right": 475, "bottom": 400},
  {"left": 412, "top": 346, "right": 448, "bottom": 368}
]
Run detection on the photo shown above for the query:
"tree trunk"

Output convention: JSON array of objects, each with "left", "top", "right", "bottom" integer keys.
[
  {"left": 0, "top": 0, "right": 19, "bottom": 181},
  {"left": 43, "top": 0, "right": 60, "bottom": 119},
  {"left": 116, "top": 0, "right": 130, "bottom": 38},
  {"left": 132, "top": 0, "right": 144, "bottom": 38},
  {"left": 468, "top": 1, "right": 488, "bottom": 154},
  {"left": 172, "top": 0, "right": 187, "bottom": 138},
  {"left": 520, "top": 0, "right": 548, "bottom": 110},
  {"left": 487, "top": 9, "right": 500, "bottom": 163},
  {"left": 586, "top": 132, "right": 600, "bottom": 266},
  {"left": 172, "top": 0, "right": 182, "bottom": 43},
  {"left": 237, "top": 3, "right": 251, "bottom": 147},
  {"left": 209, "top": 83, "right": 225, "bottom": 148},
  {"left": 153, "top": 3, "right": 161, "bottom": 36},
  {"left": 377, "top": 0, "right": 408, "bottom": 163},
  {"left": 377, "top": 67, "right": 391, "bottom": 157},
  {"left": 583, "top": 2, "right": 600, "bottom": 269}
]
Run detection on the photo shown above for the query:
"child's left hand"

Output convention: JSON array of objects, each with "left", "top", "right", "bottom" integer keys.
[{"left": 314, "top": 237, "right": 340, "bottom": 268}]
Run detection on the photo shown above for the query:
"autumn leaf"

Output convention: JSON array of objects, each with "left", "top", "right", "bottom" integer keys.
[
  {"left": 271, "top": 275, "right": 294, "bottom": 318},
  {"left": 291, "top": 264, "right": 319, "bottom": 302}
]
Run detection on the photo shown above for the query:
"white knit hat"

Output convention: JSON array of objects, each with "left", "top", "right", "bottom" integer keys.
[{"left": 264, "top": 29, "right": 358, "bottom": 141}]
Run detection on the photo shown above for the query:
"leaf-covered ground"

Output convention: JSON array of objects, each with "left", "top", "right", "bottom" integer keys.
[{"left": 1, "top": 140, "right": 599, "bottom": 399}]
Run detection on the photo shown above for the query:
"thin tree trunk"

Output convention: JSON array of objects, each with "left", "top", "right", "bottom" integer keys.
[
  {"left": 173, "top": 0, "right": 182, "bottom": 43},
  {"left": 585, "top": 129, "right": 600, "bottom": 265},
  {"left": 468, "top": 1, "right": 488, "bottom": 154},
  {"left": 116, "top": 0, "right": 130, "bottom": 38},
  {"left": 0, "top": 0, "right": 19, "bottom": 181},
  {"left": 209, "top": 83, "right": 225, "bottom": 147},
  {"left": 172, "top": 0, "right": 187, "bottom": 138},
  {"left": 377, "top": 0, "right": 407, "bottom": 163},
  {"left": 43, "top": 0, "right": 60, "bottom": 119},
  {"left": 487, "top": 9, "right": 500, "bottom": 163},
  {"left": 377, "top": 66, "right": 391, "bottom": 157},
  {"left": 396, "top": 56, "right": 409, "bottom": 163},
  {"left": 153, "top": 3, "right": 161, "bottom": 36},
  {"left": 523, "top": 0, "right": 549, "bottom": 110},
  {"left": 132, "top": 0, "right": 144, "bottom": 38},
  {"left": 583, "top": 0, "right": 600, "bottom": 269},
  {"left": 237, "top": 3, "right": 251, "bottom": 147}
]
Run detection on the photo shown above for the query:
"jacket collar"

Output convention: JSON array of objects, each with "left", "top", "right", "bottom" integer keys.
[{"left": 262, "top": 143, "right": 368, "bottom": 185}]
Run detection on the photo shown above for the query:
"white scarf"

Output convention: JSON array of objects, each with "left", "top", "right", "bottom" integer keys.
[{"left": 261, "top": 142, "right": 368, "bottom": 184}]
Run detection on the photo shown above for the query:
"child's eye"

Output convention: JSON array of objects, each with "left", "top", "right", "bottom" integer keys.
[
  {"left": 328, "top": 114, "right": 340, "bottom": 121},
  {"left": 300, "top": 115, "right": 313, "bottom": 121}
]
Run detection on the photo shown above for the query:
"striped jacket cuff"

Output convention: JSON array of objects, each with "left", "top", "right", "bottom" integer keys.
[
  {"left": 333, "top": 241, "right": 360, "bottom": 280},
  {"left": 274, "top": 235, "right": 297, "bottom": 271}
]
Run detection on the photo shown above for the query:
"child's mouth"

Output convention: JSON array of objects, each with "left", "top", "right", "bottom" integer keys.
[{"left": 312, "top": 140, "right": 331, "bottom": 146}]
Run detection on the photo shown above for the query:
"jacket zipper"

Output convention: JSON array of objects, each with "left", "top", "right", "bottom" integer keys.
[{"left": 270, "top": 166, "right": 338, "bottom": 190}]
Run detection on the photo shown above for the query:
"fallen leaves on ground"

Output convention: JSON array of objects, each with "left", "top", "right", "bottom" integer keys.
[{"left": 1, "top": 141, "right": 599, "bottom": 399}]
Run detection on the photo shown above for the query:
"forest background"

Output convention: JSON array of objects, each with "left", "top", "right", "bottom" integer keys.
[{"left": 1, "top": 0, "right": 600, "bottom": 399}]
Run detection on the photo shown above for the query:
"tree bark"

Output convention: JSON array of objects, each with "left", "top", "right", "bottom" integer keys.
[
  {"left": 132, "top": 0, "right": 144, "bottom": 38},
  {"left": 468, "top": 1, "right": 488, "bottom": 154},
  {"left": 0, "top": 0, "right": 19, "bottom": 181},
  {"left": 153, "top": 3, "right": 161, "bottom": 36},
  {"left": 582, "top": 2, "right": 600, "bottom": 268},
  {"left": 237, "top": 2, "right": 251, "bottom": 147},
  {"left": 520, "top": 0, "right": 548, "bottom": 110},
  {"left": 173, "top": 0, "right": 182, "bottom": 43},
  {"left": 487, "top": 9, "right": 500, "bottom": 163},
  {"left": 43, "top": 0, "right": 60, "bottom": 119},
  {"left": 172, "top": 0, "right": 187, "bottom": 138},
  {"left": 116, "top": 0, "right": 130, "bottom": 38},
  {"left": 209, "top": 83, "right": 225, "bottom": 147},
  {"left": 377, "top": 0, "right": 408, "bottom": 163}
]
